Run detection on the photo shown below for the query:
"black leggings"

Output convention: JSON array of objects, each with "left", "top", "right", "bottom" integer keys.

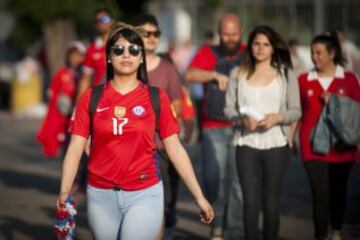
[
  {"left": 236, "top": 145, "right": 289, "bottom": 240},
  {"left": 304, "top": 161, "right": 353, "bottom": 238}
]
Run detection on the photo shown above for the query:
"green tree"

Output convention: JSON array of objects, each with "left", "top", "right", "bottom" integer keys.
[{"left": 6, "top": 0, "right": 120, "bottom": 76}]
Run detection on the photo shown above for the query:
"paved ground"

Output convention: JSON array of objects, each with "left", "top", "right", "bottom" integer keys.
[{"left": 0, "top": 114, "right": 359, "bottom": 240}]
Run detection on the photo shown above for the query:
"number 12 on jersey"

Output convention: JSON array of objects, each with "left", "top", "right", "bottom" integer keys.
[{"left": 112, "top": 118, "right": 128, "bottom": 135}]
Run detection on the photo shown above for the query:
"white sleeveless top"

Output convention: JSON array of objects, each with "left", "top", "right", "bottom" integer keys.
[{"left": 235, "top": 76, "right": 288, "bottom": 149}]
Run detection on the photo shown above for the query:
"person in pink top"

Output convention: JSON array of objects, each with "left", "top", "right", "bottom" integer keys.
[
  {"left": 296, "top": 33, "right": 360, "bottom": 240},
  {"left": 56, "top": 22, "right": 213, "bottom": 240},
  {"left": 130, "top": 14, "right": 183, "bottom": 239}
]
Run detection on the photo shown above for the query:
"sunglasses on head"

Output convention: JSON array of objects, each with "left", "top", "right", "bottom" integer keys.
[
  {"left": 110, "top": 45, "right": 142, "bottom": 57},
  {"left": 95, "top": 15, "right": 111, "bottom": 23},
  {"left": 144, "top": 30, "right": 161, "bottom": 38}
]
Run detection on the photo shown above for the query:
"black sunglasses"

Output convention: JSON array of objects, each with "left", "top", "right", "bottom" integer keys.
[
  {"left": 110, "top": 45, "right": 142, "bottom": 57},
  {"left": 144, "top": 30, "right": 161, "bottom": 38}
]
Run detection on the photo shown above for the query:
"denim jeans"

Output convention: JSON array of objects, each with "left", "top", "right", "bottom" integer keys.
[
  {"left": 202, "top": 127, "right": 243, "bottom": 233},
  {"left": 87, "top": 182, "right": 164, "bottom": 240},
  {"left": 225, "top": 146, "right": 245, "bottom": 240}
]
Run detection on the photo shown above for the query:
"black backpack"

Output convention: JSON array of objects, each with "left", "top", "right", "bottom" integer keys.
[
  {"left": 88, "top": 84, "right": 160, "bottom": 134},
  {"left": 204, "top": 46, "right": 243, "bottom": 121}
]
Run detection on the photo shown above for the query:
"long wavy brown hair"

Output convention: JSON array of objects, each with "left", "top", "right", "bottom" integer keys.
[{"left": 240, "top": 25, "right": 292, "bottom": 79}]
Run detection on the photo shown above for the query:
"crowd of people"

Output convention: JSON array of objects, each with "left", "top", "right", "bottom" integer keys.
[{"left": 34, "top": 6, "right": 360, "bottom": 240}]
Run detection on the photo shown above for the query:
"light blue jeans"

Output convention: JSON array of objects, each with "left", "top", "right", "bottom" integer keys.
[
  {"left": 202, "top": 127, "right": 244, "bottom": 237},
  {"left": 87, "top": 182, "right": 164, "bottom": 240}
]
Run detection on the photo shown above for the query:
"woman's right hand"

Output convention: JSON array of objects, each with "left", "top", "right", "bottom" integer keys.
[
  {"left": 213, "top": 72, "right": 229, "bottom": 91},
  {"left": 195, "top": 196, "right": 214, "bottom": 224},
  {"left": 242, "top": 117, "right": 258, "bottom": 131},
  {"left": 56, "top": 191, "right": 69, "bottom": 209}
]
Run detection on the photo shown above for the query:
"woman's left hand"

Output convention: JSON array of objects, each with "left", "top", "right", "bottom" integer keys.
[
  {"left": 195, "top": 196, "right": 214, "bottom": 224},
  {"left": 258, "top": 113, "right": 283, "bottom": 129},
  {"left": 321, "top": 92, "right": 331, "bottom": 104}
]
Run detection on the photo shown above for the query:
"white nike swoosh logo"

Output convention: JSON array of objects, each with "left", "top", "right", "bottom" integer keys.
[{"left": 96, "top": 107, "right": 110, "bottom": 112}]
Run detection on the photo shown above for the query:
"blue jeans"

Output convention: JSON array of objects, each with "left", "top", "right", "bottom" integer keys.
[
  {"left": 225, "top": 146, "right": 245, "bottom": 240},
  {"left": 87, "top": 182, "right": 164, "bottom": 240},
  {"left": 202, "top": 127, "right": 243, "bottom": 233}
]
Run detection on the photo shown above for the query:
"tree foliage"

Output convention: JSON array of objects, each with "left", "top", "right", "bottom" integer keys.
[{"left": 6, "top": 0, "right": 121, "bottom": 49}]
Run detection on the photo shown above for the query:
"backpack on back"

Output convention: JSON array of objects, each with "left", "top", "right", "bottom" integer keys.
[{"left": 204, "top": 46, "right": 243, "bottom": 121}]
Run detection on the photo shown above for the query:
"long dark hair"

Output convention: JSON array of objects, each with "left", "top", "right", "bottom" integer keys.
[
  {"left": 241, "top": 25, "right": 292, "bottom": 79},
  {"left": 105, "top": 26, "right": 148, "bottom": 84},
  {"left": 311, "top": 33, "right": 346, "bottom": 67}
]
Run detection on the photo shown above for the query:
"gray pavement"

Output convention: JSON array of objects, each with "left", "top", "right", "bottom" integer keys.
[{"left": 0, "top": 114, "right": 359, "bottom": 240}]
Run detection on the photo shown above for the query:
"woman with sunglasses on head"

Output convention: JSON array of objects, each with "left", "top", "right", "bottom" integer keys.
[
  {"left": 56, "top": 22, "right": 213, "bottom": 240},
  {"left": 225, "top": 25, "right": 301, "bottom": 240},
  {"left": 295, "top": 33, "right": 360, "bottom": 240}
]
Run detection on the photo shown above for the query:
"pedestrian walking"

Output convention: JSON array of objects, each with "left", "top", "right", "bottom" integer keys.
[
  {"left": 296, "top": 33, "right": 360, "bottom": 240},
  {"left": 225, "top": 25, "right": 301, "bottom": 240},
  {"left": 56, "top": 22, "right": 214, "bottom": 240}
]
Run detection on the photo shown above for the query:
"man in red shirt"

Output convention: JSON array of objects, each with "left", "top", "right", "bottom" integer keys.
[
  {"left": 186, "top": 13, "right": 246, "bottom": 239},
  {"left": 77, "top": 7, "right": 115, "bottom": 98}
]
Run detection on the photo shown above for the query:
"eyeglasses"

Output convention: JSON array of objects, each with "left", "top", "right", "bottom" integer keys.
[
  {"left": 110, "top": 45, "right": 142, "bottom": 57},
  {"left": 95, "top": 15, "right": 112, "bottom": 24},
  {"left": 144, "top": 30, "right": 161, "bottom": 38}
]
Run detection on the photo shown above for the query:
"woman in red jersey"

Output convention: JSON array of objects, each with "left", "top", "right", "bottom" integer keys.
[
  {"left": 37, "top": 42, "right": 85, "bottom": 158},
  {"left": 296, "top": 34, "right": 360, "bottom": 240},
  {"left": 56, "top": 23, "right": 213, "bottom": 240}
]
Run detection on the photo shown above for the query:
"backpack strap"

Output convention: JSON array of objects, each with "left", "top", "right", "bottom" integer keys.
[
  {"left": 148, "top": 86, "right": 160, "bottom": 132},
  {"left": 209, "top": 45, "right": 225, "bottom": 59},
  {"left": 89, "top": 84, "right": 104, "bottom": 135}
]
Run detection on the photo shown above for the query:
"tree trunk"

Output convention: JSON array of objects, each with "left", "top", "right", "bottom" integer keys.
[{"left": 42, "top": 19, "right": 77, "bottom": 77}]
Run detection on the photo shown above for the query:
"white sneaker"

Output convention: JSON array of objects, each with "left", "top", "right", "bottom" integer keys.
[{"left": 331, "top": 230, "right": 342, "bottom": 240}]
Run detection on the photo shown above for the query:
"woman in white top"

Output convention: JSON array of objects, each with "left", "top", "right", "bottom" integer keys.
[{"left": 225, "top": 25, "right": 301, "bottom": 240}]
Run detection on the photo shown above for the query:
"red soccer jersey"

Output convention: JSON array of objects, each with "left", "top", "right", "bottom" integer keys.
[
  {"left": 189, "top": 44, "right": 246, "bottom": 128},
  {"left": 37, "top": 67, "right": 76, "bottom": 157},
  {"left": 70, "top": 82, "right": 180, "bottom": 190},
  {"left": 298, "top": 66, "right": 360, "bottom": 163},
  {"left": 83, "top": 38, "right": 106, "bottom": 86}
]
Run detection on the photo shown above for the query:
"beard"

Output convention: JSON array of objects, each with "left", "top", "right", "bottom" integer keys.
[{"left": 220, "top": 40, "right": 241, "bottom": 56}]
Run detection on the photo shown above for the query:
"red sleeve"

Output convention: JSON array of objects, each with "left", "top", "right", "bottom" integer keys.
[
  {"left": 83, "top": 45, "right": 95, "bottom": 71},
  {"left": 49, "top": 69, "right": 65, "bottom": 99},
  {"left": 158, "top": 90, "right": 180, "bottom": 139},
  {"left": 69, "top": 89, "right": 91, "bottom": 138},
  {"left": 189, "top": 45, "right": 217, "bottom": 70},
  {"left": 165, "top": 61, "right": 182, "bottom": 101},
  {"left": 347, "top": 72, "right": 360, "bottom": 102}
]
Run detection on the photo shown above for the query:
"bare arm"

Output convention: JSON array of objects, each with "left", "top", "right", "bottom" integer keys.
[
  {"left": 185, "top": 67, "right": 228, "bottom": 91},
  {"left": 57, "top": 134, "right": 87, "bottom": 207},
  {"left": 76, "top": 71, "right": 93, "bottom": 101},
  {"left": 163, "top": 134, "right": 214, "bottom": 223}
]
